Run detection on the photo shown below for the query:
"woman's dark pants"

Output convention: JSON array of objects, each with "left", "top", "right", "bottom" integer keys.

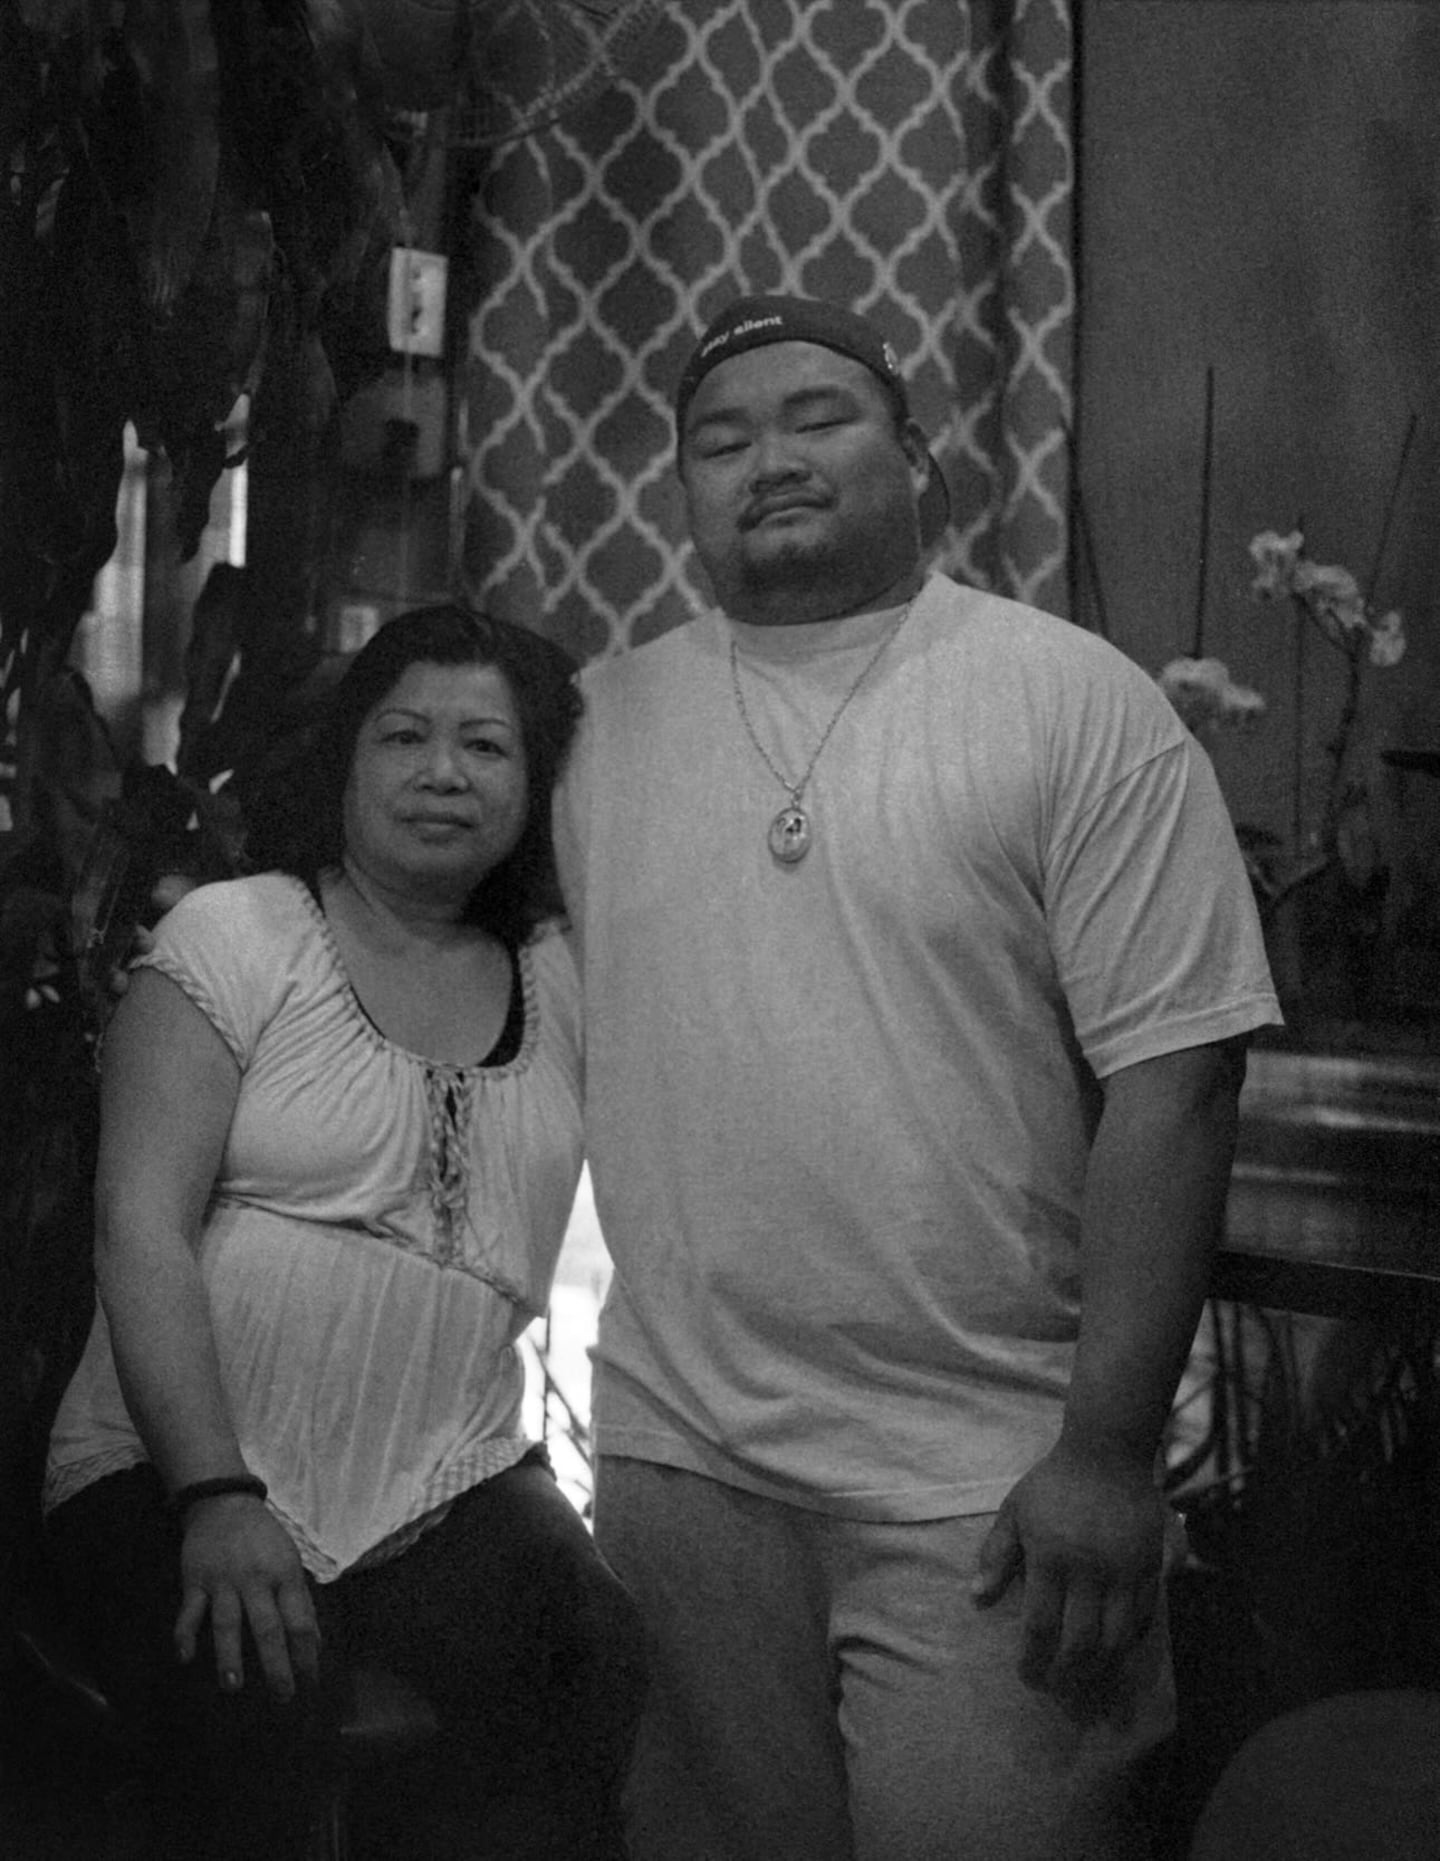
[{"left": 46, "top": 1456, "right": 647, "bottom": 1859}]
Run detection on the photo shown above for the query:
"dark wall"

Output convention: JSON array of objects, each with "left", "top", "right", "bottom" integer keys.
[{"left": 1078, "top": 0, "right": 1440, "bottom": 902}]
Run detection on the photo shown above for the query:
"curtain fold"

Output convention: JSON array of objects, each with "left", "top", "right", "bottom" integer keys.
[{"left": 464, "top": 0, "right": 1074, "bottom": 659}]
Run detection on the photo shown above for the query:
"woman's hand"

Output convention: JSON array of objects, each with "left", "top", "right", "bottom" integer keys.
[{"left": 175, "top": 1493, "right": 321, "bottom": 1701}]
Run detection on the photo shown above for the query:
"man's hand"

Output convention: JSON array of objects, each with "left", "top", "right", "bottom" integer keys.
[
  {"left": 971, "top": 1440, "right": 1169, "bottom": 1723},
  {"left": 176, "top": 1494, "right": 321, "bottom": 1701},
  {"left": 972, "top": 1041, "right": 1243, "bottom": 1724}
]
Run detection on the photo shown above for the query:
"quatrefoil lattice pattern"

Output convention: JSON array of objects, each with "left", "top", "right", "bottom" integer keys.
[{"left": 464, "top": 0, "right": 1073, "bottom": 659}]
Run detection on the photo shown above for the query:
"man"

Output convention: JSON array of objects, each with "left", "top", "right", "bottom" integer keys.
[{"left": 553, "top": 295, "right": 1281, "bottom": 1860}]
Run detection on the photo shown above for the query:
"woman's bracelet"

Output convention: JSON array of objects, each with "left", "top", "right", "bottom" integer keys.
[{"left": 170, "top": 1474, "right": 269, "bottom": 1518}]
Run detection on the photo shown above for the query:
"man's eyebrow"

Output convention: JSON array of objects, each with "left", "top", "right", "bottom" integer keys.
[
  {"left": 685, "top": 382, "right": 862, "bottom": 436},
  {"left": 782, "top": 384, "right": 861, "bottom": 413},
  {"left": 684, "top": 402, "right": 747, "bottom": 434}
]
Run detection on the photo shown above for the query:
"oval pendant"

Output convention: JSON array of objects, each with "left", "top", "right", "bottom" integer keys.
[{"left": 769, "top": 805, "right": 812, "bottom": 864}]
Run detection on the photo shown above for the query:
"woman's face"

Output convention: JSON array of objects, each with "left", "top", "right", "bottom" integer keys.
[{"left": 341, "top": 659, "right": 529, "bottom": 907}]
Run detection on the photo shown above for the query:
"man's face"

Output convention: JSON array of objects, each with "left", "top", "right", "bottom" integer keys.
[{"left": 678, "top": 341, "right": 930, "bottom": 622}]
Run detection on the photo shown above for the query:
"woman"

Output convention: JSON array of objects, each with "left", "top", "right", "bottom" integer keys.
[{"left": 43, "top": 606, "right": 645, "bottom": 1859}]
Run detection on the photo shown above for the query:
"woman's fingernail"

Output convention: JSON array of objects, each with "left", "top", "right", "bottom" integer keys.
[{"left": 222, "top": 1670, "right": 241, "bottom": 1691}]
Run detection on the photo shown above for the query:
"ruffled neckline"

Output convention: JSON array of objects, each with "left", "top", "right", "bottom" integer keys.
[{"left": 287, "top": 874, "right": 539, "bottom": 1077}]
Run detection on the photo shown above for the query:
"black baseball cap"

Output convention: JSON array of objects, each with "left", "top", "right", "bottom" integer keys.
[{"left": 674, "top": 294, "right": 951, "bottom": 548}]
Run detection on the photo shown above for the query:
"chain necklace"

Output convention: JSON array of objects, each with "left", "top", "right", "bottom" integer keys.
[{"left": 729, "top": 601, "right": 912, "bottom": 865}]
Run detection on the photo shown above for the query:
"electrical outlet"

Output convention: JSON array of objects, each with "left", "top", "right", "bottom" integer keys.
[{"left": 387, "top": 248, "right": 448, "bottom": 358}]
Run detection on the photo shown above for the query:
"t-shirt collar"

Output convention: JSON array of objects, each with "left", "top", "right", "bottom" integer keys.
[{"left": 724, "top": 575, "right": 930, "bottom": 664}]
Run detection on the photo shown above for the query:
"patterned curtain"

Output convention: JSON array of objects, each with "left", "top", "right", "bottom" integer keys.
[{"left": 464, "top": 0, "right": 1074, "bottom": 660}]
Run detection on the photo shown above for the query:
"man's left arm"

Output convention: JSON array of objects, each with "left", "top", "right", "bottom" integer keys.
[{"left": 973, "top": 1034, "right": 1248, "bottom": 1714}]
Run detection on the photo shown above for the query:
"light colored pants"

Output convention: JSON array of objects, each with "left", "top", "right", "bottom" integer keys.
[{"left": 595, "top": 1457, "right": 1175, "bottom": 1861}]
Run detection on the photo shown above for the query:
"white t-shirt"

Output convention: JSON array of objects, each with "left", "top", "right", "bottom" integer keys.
[
  {"left": 45, "top": 874, "right": 584, "bottom": 1578},
  {"left": 556, "top": 573, "right": 1280, "bottom": 1520}
]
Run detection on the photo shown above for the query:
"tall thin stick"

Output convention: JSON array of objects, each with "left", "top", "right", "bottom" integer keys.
[
  {"left": 1291, "top": 510, "right": 1305, "bottom": 855},
  {"left": 1191, "top": 365, "right": 1215, "bottom": 658},
  {"left": 1063, "top": 422, "right": 1112, "bottom": 640},
  {"left": 1365, "top": 412, "right": 1417, "bottom": 601},
  {"left": 1292, "top": 610, "right": 1306, "bottom": 856}
]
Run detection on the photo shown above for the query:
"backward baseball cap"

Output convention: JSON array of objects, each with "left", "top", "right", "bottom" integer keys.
[{"left": 673, "top": 294, "right": 951, "bottom": 549}]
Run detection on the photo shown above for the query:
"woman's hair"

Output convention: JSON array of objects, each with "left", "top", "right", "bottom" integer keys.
[{"left": 244, "top": 605, "right": 584, "bottom": 946}]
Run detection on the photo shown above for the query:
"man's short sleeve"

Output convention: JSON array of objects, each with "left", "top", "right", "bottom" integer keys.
[{"left": 1046, "top": 718, "right": 1281, "bottom": 1078}]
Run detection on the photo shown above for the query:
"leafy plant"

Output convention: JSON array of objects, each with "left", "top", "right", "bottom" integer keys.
[{"left": 0, "top": 0, "right": 406, "bottom": 838}]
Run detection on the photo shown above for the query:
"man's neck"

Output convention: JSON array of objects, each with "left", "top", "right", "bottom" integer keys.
[{"left": 724, "top": 565, "right": 924, "bottom": 628}]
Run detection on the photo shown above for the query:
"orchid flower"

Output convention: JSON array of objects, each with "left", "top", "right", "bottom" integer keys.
[
  {"left": 1249, "top": 530, "right": 1406, "bottom": 667},
  {"left": 1158, "top": 656, "right": 1267, "bottom": 734}
]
